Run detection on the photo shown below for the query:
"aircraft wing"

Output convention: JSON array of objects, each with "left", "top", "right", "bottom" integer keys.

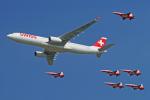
[
  {"left": 44, "top": 50, "right": 56, "bottom": 65},
  {"left": 105, "top": 82, "right": 114, "bottom": 85},
  {"left": 112, "top": 12, "right": 124, "bottom": 15},
  {"left": 101, "top": 70, "right": 112, "bottom": 73},
  {"left": 46, "top": 72, "right": 57, "bottom": 75},
  {"left": 59, "top": 17, "right": 99, "bottom": 44}
]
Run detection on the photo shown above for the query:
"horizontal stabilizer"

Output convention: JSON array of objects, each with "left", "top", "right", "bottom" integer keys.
[{"left": 99, "top": 44, "right": 114, "bottom": 51}]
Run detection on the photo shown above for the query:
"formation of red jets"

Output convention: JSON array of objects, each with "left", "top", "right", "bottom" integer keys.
[
  {"left": 46, "top": 69, "right": 144, "bottom": 90},
  {"left": 101, "top": 69, "right": 144, "bottom": 90},
  {"left": 100, "top": 69, "right": 141, "bottom": 76},
  {"left": 101, "top": 12, "right": 144, "bottom": 90},
  {"left": 105, "top": 82, "right": 144, "bottom": 90}
]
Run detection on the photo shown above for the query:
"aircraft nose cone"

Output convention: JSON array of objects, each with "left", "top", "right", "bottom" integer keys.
[{"left": 7, "top": 34, "right": 12, "bottom": 38}]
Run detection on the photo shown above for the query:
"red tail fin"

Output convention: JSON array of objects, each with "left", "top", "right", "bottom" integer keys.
[{"left": 93, "top": 37, "right": 107, "bottom": 48}]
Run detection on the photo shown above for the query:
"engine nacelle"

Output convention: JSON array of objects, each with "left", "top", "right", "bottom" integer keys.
[
  {"left": 48, "top": 36, "right": 62, "bottom": 44},
  {"left": 34, "top": 51, "right": 46, "bottom": 57}
]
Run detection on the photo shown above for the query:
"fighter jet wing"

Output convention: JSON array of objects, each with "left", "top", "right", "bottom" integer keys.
[
  {"left": 101, "top": 70, "right": 113, "bottom": 73},
  {"left": 125, "top": 84, "right": 138, "bottom": 87},
  {"left": 44, "top": 50, "right": 56, "bottom": 65},
  {"left": 59, "top": 17, "right": 99, "bottom": 44},
  {"left": 45, "top": 72, "right": 57, "bottom": 75},
  {"left": 112, "top": 12, "right": 124, "bottom": 15},
  {"left": 105, "top": 82, "right": 114, "bottom": 85}
]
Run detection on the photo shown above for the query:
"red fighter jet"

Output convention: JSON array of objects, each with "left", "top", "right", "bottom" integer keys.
[
  {"left": 122, "top": 69, "right": 141, "bottom": 76},
  {"left": 125, "top": 84, "right": 144, "bottom": 90},
  {"left": 45, "top": 72, "right": 64, "bottom": 78},
  {"left": 112, "top": 11, "right": 135, "bottom": 20},
  {"left": 100, "top": 70, "right": 120, "bottom": 76},
  {"left": 105, "top": 82, "right": 124, "bottom": 89}
]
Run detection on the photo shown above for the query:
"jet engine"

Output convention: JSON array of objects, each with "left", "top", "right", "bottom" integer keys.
[
  {"left": 48, "top": 36, "right": 62, "bottom": 44},
  {"left": 34, "top": 51, "right": 46, "bottom": 57}
]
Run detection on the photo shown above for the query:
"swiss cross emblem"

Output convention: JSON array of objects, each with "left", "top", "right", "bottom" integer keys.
[{"left": 98, "top": 40, "right": 104, "bottom": 46}]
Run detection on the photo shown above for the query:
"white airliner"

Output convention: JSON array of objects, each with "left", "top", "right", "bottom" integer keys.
[{"left": 7, "top": 17, "right": 114, "bottom": 65}]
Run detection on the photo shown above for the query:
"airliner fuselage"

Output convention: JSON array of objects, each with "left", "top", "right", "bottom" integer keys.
[{"left": 7, "top": 32, "right": 99, "bottom": 54}]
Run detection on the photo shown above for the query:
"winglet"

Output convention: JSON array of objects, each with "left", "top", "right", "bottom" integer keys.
[{"left": 95, "top": 16, "right": 100, "bottom": 21}]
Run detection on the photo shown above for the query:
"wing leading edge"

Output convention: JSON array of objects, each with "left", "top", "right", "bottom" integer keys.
[{"left": 59, "top": 17, "right": 100, "bottom": 44}]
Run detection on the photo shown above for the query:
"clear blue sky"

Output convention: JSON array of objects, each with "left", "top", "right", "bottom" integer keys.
[{"left": 1, "top": 0, "right": 150, "bottom": 100}]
